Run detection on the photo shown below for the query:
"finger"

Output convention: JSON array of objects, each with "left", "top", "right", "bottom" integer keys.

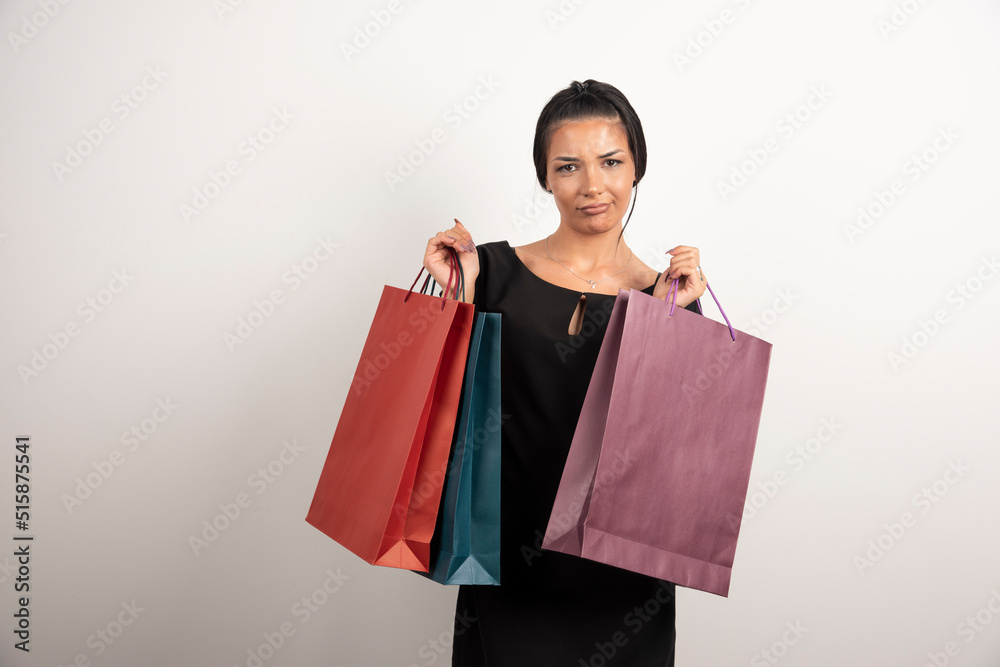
[
  {"left": 666, "top": 252, "right": 702, "bottom": 279},
  {"left": 430, "top": 232, "right": 466, "bottom": 255},
  {"left": 442, "top": 233, "right": 475, "bottom": 256},
  {"left": 666, "top": 261, "right": 695, "bottom": 280},
  {"left": 667, "top": 250, "right": 697, "bottom": 264},
  {"left": 425, "top": 236, "right": 460, "bottom": 273},
  {"left": 665, "top": 251, "right": 690, "bottom": 269},
  {"left": 668, "top": 264, "right": 694, "bottom": 280},
  {"left": 672, "top": 268, "right": 707, "bottom": 299},
  {"left": 451, "top": 219, "right": 476, "bottom": 254},
  {"left": 426, "top": 233, "right": 453, "bottom": 258},
  {"left": 431, "top": 226, "right": 473, "bottom": 256},
  {"left": 665, "top": 246, "right": 699, "bottom": 266},
  {"left": 426, "top": 232, "right": 475, "bottom": 278},
  {"left": 679, "top": 267, "right": 707, "bottom": 299}
]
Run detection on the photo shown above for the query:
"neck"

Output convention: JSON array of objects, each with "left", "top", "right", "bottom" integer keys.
[{"left": 547, "top": 226, "right": 628, "bottom": 273}]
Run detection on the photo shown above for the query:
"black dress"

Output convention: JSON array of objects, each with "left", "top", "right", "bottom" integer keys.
[{"left": 451, "top": 241, "right": 701, "bottom": 667}]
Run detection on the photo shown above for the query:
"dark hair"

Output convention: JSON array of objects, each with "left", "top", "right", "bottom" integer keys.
[{"left": 532, "top": 79, "right": 647, "bottom": 239}]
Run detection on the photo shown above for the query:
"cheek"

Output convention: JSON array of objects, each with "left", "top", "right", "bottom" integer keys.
[
  {"left": 612, "top": 174, "right": 634, "bottom": 194},
  {"left": 550, "top": 181, "right": 571, "bottom": 198},
  {"left": 547, "top": 169, "right": 563, "bottom": 191},
  {"left": 553, "top": 188, "right": 579, "bottom": 213},
  {"left": 552, "top": 189, "right": 572, "bottom": 209}
]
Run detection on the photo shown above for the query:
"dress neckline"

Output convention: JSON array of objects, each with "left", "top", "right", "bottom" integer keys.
[{"left": 502, "top": 240, "right": 658, "bottom": 296}]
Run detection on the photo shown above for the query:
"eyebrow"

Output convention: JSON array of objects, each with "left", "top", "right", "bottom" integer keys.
[{"left": 550, "top": 149, "right": 625, "bottom": 163}]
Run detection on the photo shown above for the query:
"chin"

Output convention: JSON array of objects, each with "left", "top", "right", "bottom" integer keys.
[{"left": 580, "top": 213, "right": 622, "bottom": 234}]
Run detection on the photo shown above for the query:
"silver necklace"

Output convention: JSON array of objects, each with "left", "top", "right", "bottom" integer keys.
[{"left": 544, "top": 235, "right": 633, "bottom": 290}]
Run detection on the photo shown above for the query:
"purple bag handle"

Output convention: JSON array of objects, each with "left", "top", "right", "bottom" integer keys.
[{"left": 665, "top": 277, "right": 736, "bottom": 342}]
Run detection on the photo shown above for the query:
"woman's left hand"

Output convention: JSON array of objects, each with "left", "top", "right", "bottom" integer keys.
[{"left": 652, "top": 245, "right": 707, "bottom": 307}]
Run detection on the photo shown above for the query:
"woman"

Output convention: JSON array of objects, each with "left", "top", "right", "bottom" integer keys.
[{"left": 423, "top": 79, "right": 707, "bottom": 666}]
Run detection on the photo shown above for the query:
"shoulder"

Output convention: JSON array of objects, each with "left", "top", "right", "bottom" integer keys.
[
  {"left": 628, "top": 258, "right": 660, "bottom": 293},
  {"left": 475, "top": 240, "right": 513, "bottom": 272},
  {"left": 507, "top": 239, "right": 547, "bottom": 276},
  {"left": 472, "top": 241, "right": 515, "bottom": 309},
  {"left": 472, "top": 241, "right": 514, "bottom": 292},
  {"left": 476, "top": 240, "right": 509, "bottom": 257}
]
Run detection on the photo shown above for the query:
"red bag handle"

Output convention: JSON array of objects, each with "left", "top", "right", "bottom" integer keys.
[{"left": 405, "top": 248, "right": 464, "bottom": 309}]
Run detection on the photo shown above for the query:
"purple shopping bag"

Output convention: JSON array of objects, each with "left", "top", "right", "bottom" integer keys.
[{"left": 542, "top": 281, "right": 772, "bottom": 597}]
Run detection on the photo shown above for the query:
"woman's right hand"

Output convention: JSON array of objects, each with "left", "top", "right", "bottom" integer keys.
[{"left": 423, "top": 219, "right": 479, "bottom": 303}]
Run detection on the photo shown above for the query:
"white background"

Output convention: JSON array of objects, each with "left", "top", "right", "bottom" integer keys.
[{"left": 1, "top": 0, "right": 999, "bottom": 665}]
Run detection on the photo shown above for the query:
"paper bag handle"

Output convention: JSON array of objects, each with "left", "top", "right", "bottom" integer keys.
[
  {"left": 665, "top": 277, "right": 736, "bottom": 342},
  {"left": 405, "top": 248, "right": 465, "bottom": 309}
]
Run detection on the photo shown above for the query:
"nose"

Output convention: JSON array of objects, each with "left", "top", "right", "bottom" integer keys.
[{"left": 579, "top": 163, "right": 604, "bottom": 195}]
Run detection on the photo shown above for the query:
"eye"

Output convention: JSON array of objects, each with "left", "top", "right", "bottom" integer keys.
[
  {"left": 603, "top": 159, "right": 622, "bottom": 168},
  {"left": 556, "top": 164, "right": 577, "bottom": 173}
]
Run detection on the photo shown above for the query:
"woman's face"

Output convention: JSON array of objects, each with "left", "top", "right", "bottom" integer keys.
[{"left": 545, "top": 118, "right": 635, "bottom": 235}]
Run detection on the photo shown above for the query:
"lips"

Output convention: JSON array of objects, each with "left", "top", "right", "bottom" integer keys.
[{"left": 579, "top": 203, "right": 610, "bottom": 214}]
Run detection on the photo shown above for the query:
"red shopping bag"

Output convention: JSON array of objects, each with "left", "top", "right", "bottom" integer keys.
[
  {"left": 307, "top": 257, "right": 474, "bottom": 571},
  {"left": 543, "top": 280, "right": 772, "bottom": 596}
]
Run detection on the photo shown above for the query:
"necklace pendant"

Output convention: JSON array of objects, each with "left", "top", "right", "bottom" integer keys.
[{"left": 588, "top": 281, "right": 596, "bottom": 289}]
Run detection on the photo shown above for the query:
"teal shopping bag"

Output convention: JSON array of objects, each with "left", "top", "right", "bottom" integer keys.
[{"left": 423, "top": 310, "right": 502, "bottom": 585}]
